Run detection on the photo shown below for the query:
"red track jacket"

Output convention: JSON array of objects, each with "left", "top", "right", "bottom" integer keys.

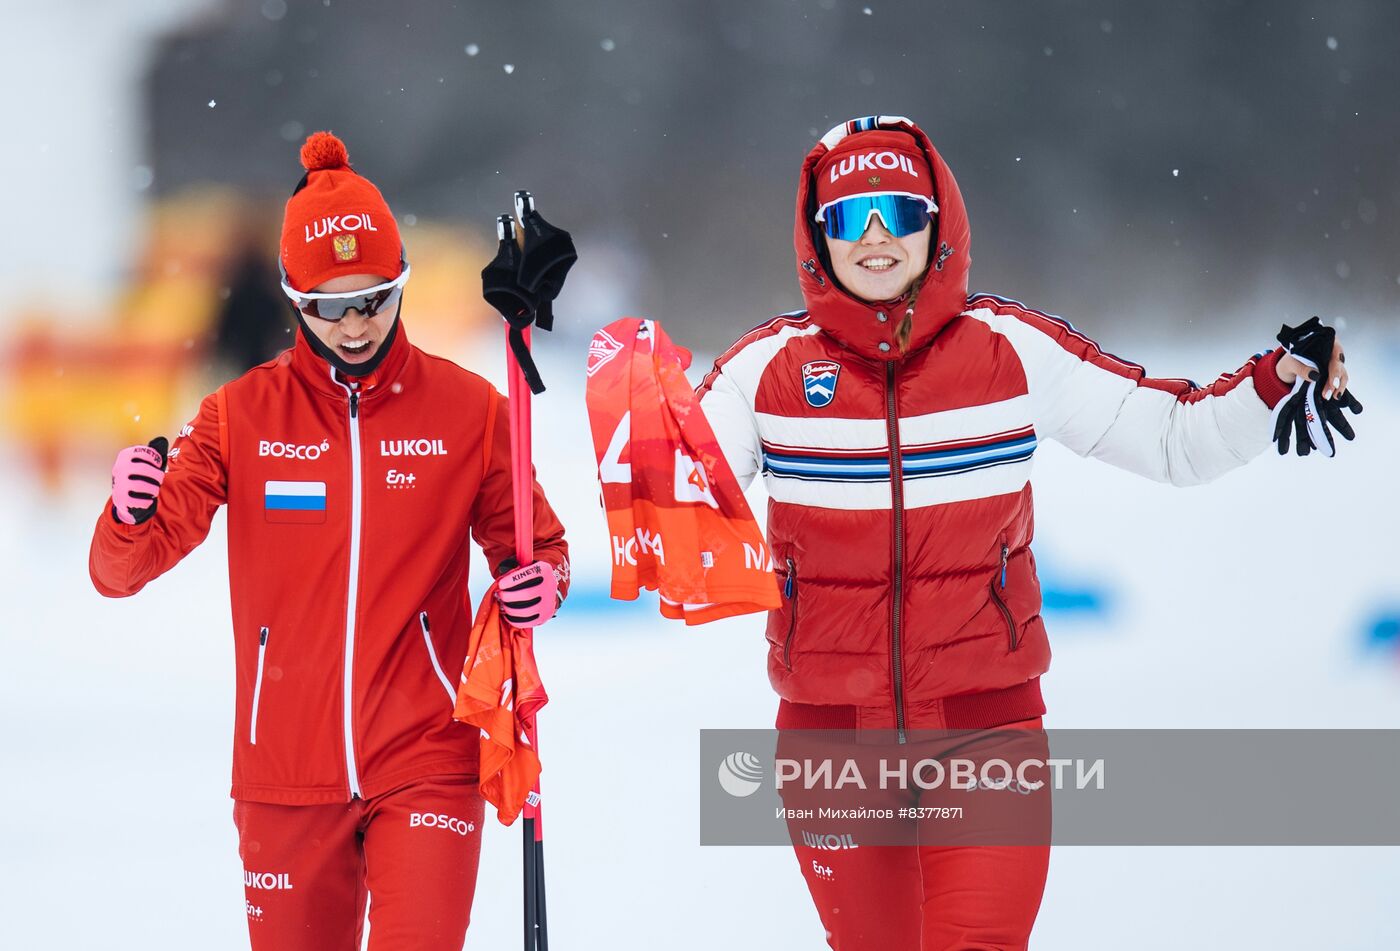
[
  {"left": 90, "top": 325, "right": 569, "bottom": 804},
  {"left": 699, "top": 116, "right": 1292, "bottom": 735}
]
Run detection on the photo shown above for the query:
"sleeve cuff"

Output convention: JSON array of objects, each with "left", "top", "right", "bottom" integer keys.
[
  {"left": 1251, "top": 348, "right": 1292, "bottom": 409},
  {"left": 106, "top": 501, "right": 153, "bottom": 534},
  {"left": 550, "top": 557, "right": 571, "bottom": 604}
]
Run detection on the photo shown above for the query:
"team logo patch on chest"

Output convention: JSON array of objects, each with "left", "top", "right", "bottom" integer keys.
[{"left": 801, "top": 360, "right": 842, "bottom": 408}]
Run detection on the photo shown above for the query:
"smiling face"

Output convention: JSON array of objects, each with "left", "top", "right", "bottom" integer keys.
[
  {"left": 301, "top": 272, "right": 400, "bottom": 366},
  {"left": 825, "top": 217, "right": 931, "bottom": 303}
]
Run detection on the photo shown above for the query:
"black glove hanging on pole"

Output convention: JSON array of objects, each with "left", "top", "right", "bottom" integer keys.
[
  {"left": 480, "top": 193, "right": 578, "bottom": 394},
  {"left": 482, "top": 214, "right": 535, "bottom": 322},
  {"left": 482, "top": 215, "right": 548, "bottom": 393},
  {"left": 513, "top": 190, "right": 577, "bottom": 333},
  {"left": 1271, "top": 316, "right": 1362, "bottom": 457}
]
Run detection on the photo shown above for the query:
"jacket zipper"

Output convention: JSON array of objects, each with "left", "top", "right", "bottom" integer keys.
[
  {"left": 419, "top": 611, "right": 458, "bottom": 705},
  {"left": 250, "top": 626, "right": 269, "bottom": 745},
  {"left": 335, "top": 379, "right": 364, "bottom": 799},
  {"left": 991, "top": 540, "right": 1018, "bottom": 651},
  {"left": 884, "top": 362, "right": 907, "bottom": 743},
  {"left": 782, "top": 558, "right": 799, "bottom": 671}
]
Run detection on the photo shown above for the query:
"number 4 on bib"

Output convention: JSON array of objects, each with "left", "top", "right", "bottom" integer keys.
[
  {"left": 584, "top": 317, "right": 781, "bottom": 623},
  {"left": 674, "top": 449, "right": 717, "bottom": 507}
]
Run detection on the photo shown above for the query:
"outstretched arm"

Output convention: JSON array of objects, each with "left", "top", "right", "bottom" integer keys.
[
  {"left": 89, "top": 389, "right": 228, "bottom": 597},
  {"left": 967, "top": 296, "right": 1294, "bottom": 486}
]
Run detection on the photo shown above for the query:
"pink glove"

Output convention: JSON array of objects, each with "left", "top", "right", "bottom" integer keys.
[
  {"left": 110, "top": 437, "right": 168, "bottom": 525},
  {"left": 496, "top": 560, "right": 560, "bottom": 628}
]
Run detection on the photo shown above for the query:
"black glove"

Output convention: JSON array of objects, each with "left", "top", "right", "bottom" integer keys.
[
  {"left": 1272, "top": 317, "right": 1362, "bottom": 457},
  {"left": 513, "top": 190, "right": 577, "bottom": 318},
  {"left": 481, "top": 215, "right": 537, "bottom": 323},
  {"left": 479, "top": 193, "right": 577, "bottom": 394},
  {"left": 482, "top": 214, "right": 548, "bottom": 394},
  {"left": 1277, "top": 316, "right": 1334, "bottom": 375}
]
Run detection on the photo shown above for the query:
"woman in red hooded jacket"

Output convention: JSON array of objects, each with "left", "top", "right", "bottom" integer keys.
[
  {"left": 698, "top": 116, "right": 1356, "bottom": 949},
  {"left": 90, "top": 132, "right": 570, "bottom": 951}
]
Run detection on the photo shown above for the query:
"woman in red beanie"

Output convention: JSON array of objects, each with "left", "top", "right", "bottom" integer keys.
[
  {"left": 90, "top": 132, "right": 571, "bottom": 951},
  {"left": 698, "top": 115, "right": 1356, "bottom": 949}
]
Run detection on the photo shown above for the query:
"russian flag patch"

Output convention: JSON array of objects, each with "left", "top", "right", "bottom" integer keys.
[{"left": 264, "top": 480, "right": 327, "bottom": 524}]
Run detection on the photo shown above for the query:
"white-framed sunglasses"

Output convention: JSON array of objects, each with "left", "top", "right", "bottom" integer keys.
[{"left": 280, "top": 266, "right": 411, "bottom": 321}]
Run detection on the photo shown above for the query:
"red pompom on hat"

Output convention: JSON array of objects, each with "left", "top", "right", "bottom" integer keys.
[
  {"left": 280, "top": 131, "right": 403, "bottom": 293},
  {"left": 814, "top": 129, "right": 934, "bottom": 208},
  {"left": 300, "top": 130, "right": 349, "bottom": 171}
]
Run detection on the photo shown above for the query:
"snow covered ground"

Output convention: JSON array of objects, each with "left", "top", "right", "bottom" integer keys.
[{"left": 2, "top": 329, "right": 1398, "bottom": 949}]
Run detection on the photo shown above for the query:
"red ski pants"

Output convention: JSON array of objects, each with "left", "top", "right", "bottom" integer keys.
[
  {"left": 234, "top": 776, "right": 484, "bottom": 951},
  {"left": 783, "top": 718, "right": 1051, "bottom": 950}
]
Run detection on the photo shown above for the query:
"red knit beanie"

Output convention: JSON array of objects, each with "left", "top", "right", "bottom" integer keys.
[
  {"left": 814, "top": 129, "right": 934, "bottom": 208},
  {"left": 279, "top": 132, "right": 404, "bottom": 293}
]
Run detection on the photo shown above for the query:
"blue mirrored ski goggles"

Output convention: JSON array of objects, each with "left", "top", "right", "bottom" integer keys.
[{"left": 815, "top": 192, "right": 938, "bottom": 242}]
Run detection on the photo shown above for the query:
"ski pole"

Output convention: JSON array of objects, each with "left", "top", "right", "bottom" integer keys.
[
  {"left": 486, "top": 192, "right": 574, "bottom": 950},
  {"left": 503, "top": 234, "right": 548, "bottom": 951}
]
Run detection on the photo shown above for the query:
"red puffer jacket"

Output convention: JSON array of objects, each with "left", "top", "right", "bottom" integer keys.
[
  {"left": 699, "top": 116, "right": 1291, "bottom": 736},
  {"left": 90, "top": 325, "right": 569, "bottom": 804}
]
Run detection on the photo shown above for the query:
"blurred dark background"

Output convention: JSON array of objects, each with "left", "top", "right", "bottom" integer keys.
[
  {"left": 4, "top": 0, "right": 1397, "bottom": 492},
  {"left": 146, "top": 0, "right": 1400, "bottom": 349}
]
